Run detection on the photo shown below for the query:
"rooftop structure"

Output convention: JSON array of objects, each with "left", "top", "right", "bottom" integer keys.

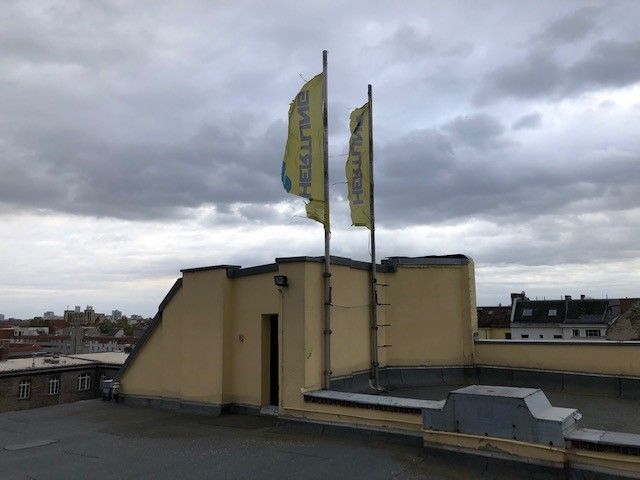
[{"left": 113, "top": 254, "right": 640, "bottom": 476}]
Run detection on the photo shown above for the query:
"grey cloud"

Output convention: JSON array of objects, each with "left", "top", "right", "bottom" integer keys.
[
  {"left": 475, "top": 51, "right": 564, "bottom": 103},
  {"left": 512, "top": 112, "right": 542, "bottom": 130},
  {"left": 568, "top": 39, "right": 640, "bottom": 90},
  {"left": 374, "top": 25, "right": 435, "bottom": 62},
  {"left": 476, "top": 39, "right": 640, "bottom": 103},
  {"left": 442, "top": 113, "right": 505, "bottom": 148},
  {"left": 534, "top": 6, "right": 602, "bottom": 45},
  {"left": 374, "top": 127, "right": 640, "bottom": 227},
  {"left": 0, "top": 118, "right": 288, "bottom": 220}
]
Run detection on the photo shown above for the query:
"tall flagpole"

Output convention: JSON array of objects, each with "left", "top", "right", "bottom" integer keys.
[
  {"left": 322, "top": 50, "right": 332, "bottom": 390},
  {"left": 368, "top": 84, "right": 380, "bottom": 388}
]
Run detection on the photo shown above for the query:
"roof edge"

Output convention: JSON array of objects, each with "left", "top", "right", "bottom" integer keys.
[{"left": 116, "top": 277, "right": 182, "bottom": 381}]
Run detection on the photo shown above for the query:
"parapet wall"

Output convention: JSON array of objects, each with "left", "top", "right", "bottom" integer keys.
[{"left": 475, "top": 339, "right": 640, "bottom": 377}]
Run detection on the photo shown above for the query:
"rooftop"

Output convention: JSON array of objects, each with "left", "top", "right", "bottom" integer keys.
[
  {"left": 0, "top": 352, "right": 128, "bottom": 373},
  {"left": 0, "top": 400, "right": 568, "bottom": 480},
  {"left": 512, "top": 298, "right": 618, "bottom": 325}
]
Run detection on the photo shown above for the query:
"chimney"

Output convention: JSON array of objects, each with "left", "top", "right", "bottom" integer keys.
[
  {"left": 565, "top": 295, "right": 572, "bottom": 301},
  {"left": 580, "top": 294, "right": 585, "bottom": 300},
  {"left": 511, "top": 291, "right": 526, "bottom": 304}
]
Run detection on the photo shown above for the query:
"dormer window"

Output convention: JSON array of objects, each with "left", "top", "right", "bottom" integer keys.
[{"left": 522, "top": 309, "right": 532, "bottom": 317}]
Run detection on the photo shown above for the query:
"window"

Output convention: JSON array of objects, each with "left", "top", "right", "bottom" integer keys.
[
  {"left": 78, "top": 374, "right": 91, "bottom": 391},
  {"left": 539, "top": 334, "right": 544, "bottom": 339},
  {"left": 19, "top": 380, "right": 31, "bottom": 400},
  {"left": 586, "top": 329, "right": 602, "bottom": 337},
  {"left": 548, "top": 309, "right": 557, "bottom": 316},
  {"left": 48, "top": 377, "right": 60, "bottom": 395},
  {"left": 553, "top": 335, "right": 562, "bottom": 339},
  {"left": 522, "top": 309, "right": 533, "bottom": 317},
  {"left": 505, "top": 332, "right": 512, "bottom": 339},
  {"left": 521, "top": 334, "right": 529, "bottom": 339},
  {"left": 572, "top": 329, "right": 580, "bottom": 337}
]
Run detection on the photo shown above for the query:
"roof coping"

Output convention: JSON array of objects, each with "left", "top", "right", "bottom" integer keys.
[{"left": 180, "top": 265, "right": 241, "bottom": 274}]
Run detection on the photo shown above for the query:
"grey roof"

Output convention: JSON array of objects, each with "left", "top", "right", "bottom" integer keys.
[{"left": 512, "top": 298, "right": 617, "bottom": 326}]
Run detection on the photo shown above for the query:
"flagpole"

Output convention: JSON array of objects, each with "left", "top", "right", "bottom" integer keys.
[
  {"left": 322, "top": 50, "right": 332, "bottom": 390},
  {"left": 368, "top": 84, "right": 380, "bottom": 389}
]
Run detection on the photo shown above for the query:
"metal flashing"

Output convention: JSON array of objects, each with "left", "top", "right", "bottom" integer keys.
[
  {"left": 180, "top": 265, "right": 240, "bottom": 274},
  {"left": 228, "top": 263, "right": 278, "bottom": 278}
]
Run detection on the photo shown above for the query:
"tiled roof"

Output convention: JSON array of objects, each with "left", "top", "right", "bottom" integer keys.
[
  {"left": 513, "top": 299, "right": 616, "bottom": 325},
  {"left": 477, "top": 306, "right": 511, "bottom": 328}
]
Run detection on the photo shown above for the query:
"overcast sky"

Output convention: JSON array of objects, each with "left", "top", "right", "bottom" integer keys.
[{"left": 1, "top": 1, "right": 639, "bottom": 318}]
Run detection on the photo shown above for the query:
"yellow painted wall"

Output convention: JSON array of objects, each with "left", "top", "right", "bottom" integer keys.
[
  {"left": 475, "top": 341, "right": 640, "bottom": 377},
  {"left": 278, "top": 261, "right": 315, "bottom": 411},
  {"left": 478, "top": 328, "right": 510, "bottom": 340},
  {"left": 122, "top": 257, "right": 479, "bottom": 411},
  {"left": 384, "top": 263, "right": 477, "bottom": 367},
  {"left": 119, "top": 316, "right": 165, "bottom": 397},
  {"left": 330, "top": 264, "right": 371, "bottom": 377},
  {"left": 225, "top": 272, "right": 279, "bottom": 406}
]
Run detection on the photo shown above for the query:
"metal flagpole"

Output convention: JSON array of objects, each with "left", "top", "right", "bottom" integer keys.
[
  {"left": 368, "top": 84, "right": 380, "bottom": 389},
  {"left": 322, "top": 50, "right": 332, "bottom": 390}
]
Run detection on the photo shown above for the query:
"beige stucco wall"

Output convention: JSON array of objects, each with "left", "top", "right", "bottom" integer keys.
[
  {"left": 224, "top": 272, "right": 279, "bottom": 406},
  {"left": 478, "top": 327, "right": 510, "bottom": 340},
  {"left": 475, "top": 340, "right": 640, "bottom": 377},
  {"left": 329, "top": 264, "right": 372, "bottom": 377},
  {"left": 383, "top": 263, "right": 477, "bottom": 367},
  {"left": 122, "top": 257, "right": 479, "bottom": 411}
]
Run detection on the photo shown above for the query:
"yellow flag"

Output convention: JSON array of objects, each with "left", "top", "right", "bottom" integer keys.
[
  {"left": 281, "top": 73, "right": 328, "bottom": 227},
  {"left": 346, "top": 103, "right": 370, "bottom": 228}
]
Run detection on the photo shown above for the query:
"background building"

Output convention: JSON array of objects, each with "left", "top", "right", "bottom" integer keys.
[
  {"left": 510, "top": 296, "right": 619, "bottom": 340},
  {"left": 0, "top": 352, "right": 126, "bottom": 413},
  {"left": 477, "top": 305, "right": 511, "bottom": 339}
]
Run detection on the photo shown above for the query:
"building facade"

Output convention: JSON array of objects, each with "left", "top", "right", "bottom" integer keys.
[
  {"left": 0, "top": 353, "right": 126, "bottom": 413},
  {"left": 510, "top": 297, "right": 619, "bottom": 340},
  {"left": 118, "top": 255, "right": 478, "bottom": 414}
]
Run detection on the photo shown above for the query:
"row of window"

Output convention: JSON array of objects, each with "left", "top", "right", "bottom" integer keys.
[
  {"left": 522, "top": 308, "right": 559, "bottom": 317},
  {"left": 18, "top": 374, "right": 92, "bottom": 400},
  {"left": 518, "top": 329, "right": 602, "bottom": 340}
]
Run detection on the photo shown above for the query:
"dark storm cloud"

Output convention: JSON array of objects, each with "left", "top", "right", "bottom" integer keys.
[
  {"left": 0, "top": 118, "right": 288, "bottom": 220},
  {"left": 533, "top": 6, "right": 602, "bottom": 45},
  {"left": 476, "top": 39, "right": 640, "bottom": 103},
  {"left": 374, "top": 125, "right": 640, "bottom": 227},
  {"left": 1, "top": 0, "right": 639, "bottom": 229},
  {"left": 442, "top": 113, "right": 505, "bottom": 149},
  {"left": 512, "top": 112, "right": 542, "bottom": 130}
]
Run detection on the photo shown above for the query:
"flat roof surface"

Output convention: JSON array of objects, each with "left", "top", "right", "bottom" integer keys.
[
  {"left": 0, "top": 353, "right": 128, "bottom": 373},
  {"left": 0, "top": 356, "right": 93, "bottom": 372},
  {"left": 0, "top": 400, "right": 559, "bottom": 480},
  {"left": 67, "top": 352, "right": 128, "bottom": 365}
]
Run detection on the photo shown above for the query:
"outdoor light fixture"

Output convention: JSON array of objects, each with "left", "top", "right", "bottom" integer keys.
[{"left": 274, "top": 275, "right": 288, "bottom": 287}]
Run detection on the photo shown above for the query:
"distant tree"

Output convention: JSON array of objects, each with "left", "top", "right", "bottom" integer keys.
[
  {"left": 98, "top": 320, "right": 115, "bottom": 335},
  {"left": 29, "top": 318, "right": 53, "bottom": 331}
]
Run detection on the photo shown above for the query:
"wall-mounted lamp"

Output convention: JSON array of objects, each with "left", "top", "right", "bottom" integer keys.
[{"left": 274, "top": 275, "right": 288, "bottom": 287}]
